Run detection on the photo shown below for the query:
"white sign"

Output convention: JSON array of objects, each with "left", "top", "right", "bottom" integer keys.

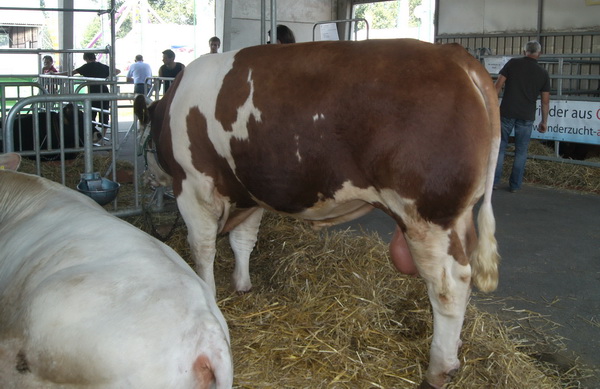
[
  {"left": 531, "top": 100, "right": 600, "bottom": 145},
  {"left": 319, "top": 23, "right": 339, "bottom": 41},
  {"left": 483, "top": 56, "right": 510, "bottom": 74}
]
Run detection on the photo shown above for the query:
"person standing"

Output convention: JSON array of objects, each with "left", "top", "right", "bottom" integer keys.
[
  {"left": 494, "top": 40, "right": 550, "bottom": 193},
  {"left": 126, "top": 54, "right": 152, "bottom": 95},
  {"left": 73, "top": 53, "right": 120, "bottom": 128},
  {"left": 158, "top": 49, "right": 185, "bottom": 93},
  {"left": 268, "top": 24, "right": 296, "bottom": 44},
  {"left": 41, "top": 55, "right": 61, "bottom": 93},
  {"left": 42, "top": 55, "right": 58, "bottom": 74},
  {"left": 208, "top": 37, "right": 220, "bottom": 54}
]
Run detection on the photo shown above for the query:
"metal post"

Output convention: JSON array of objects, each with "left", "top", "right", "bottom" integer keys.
[
  {"left": 109, "top": 0, "right": 117, "bottom": 79},
  {"left": 58, "top": 0, "right": 74, "bottom": 74},
  {"left": 83, "top": 99, "right": 94, "bottom": 174},
  {"left": 537, "top": 0, "right": 544, "bottom": 44},
  {"left": 270, "top": 0, "right": 277, "bottom": 44},
  {"left": 223, "top": 0, "right": 232, "bottom": 52},
  {"left": 261, "top": 0, "right": 266, "bottom": 45}
]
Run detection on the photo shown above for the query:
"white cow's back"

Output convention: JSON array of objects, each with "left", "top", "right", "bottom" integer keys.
[{"left": 0, "top": 170, "right": 232, "bottom": 388}]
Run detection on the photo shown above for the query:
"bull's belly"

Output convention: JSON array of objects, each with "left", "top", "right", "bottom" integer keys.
[
  {"left": 251, "top": 180, "right": 382, "bottom": 228},
  {"left": 293, "top": 200, "right": 375, "bottom": 229}
]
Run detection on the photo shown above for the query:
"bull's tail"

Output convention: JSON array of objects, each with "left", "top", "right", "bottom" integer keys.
[
  {"left": 193, "top": 355, "right": 218, "bottom": 389},
  {"left": 193, "top": 354, "right": 234, "bottom": 389},
  {"left": 472, "top": 195, "right": 500, "bottom": 292},
  {"left": 468, "top": 56, "right": 501, "bottom": 293},
  {"left": 192, "top": 339, "right": 233, "bottom": 389}
]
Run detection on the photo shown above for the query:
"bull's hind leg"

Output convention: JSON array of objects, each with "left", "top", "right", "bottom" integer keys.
[
  {"left": 405, "top": 219, "right": 473, "bottom": 388},
  {"left": 229, "top": 207, "right": 264, "bottom": 292},
  {"left": 176, "top": 185, "right": 222, "bottom": 296}
]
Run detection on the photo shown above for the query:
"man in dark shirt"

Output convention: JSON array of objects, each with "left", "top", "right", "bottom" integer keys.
[
  {"left": 494, "top": 40, "right": 550, "bottom": 193},
  {"left": 73, "top": 53, "right": 120, "bottom": 129},
  {"left": 158, "top": 49, "right": 185, "bottom": 93}
]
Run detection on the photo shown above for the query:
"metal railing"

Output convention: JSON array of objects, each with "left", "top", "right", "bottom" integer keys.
[
  {"left": 144, "top": 76, "right": 175, "bottom": 101},
  {"left": 312, "top": 18, "right": 370, "bottom": 42},
  {"left": 0, "top": 47, "right": 115, "bottom": 81},
  {"left": 481, "top": 53, "right": 600, "bottom": 100},
  {"left": 0, "top": 81, "right": 49, "bottom": 131},
  {"left": 475, "top": 53, "right": 600, "bottom": 167},
  {"left": 2, "top": 93, "right": 148, "bottom": 217}
]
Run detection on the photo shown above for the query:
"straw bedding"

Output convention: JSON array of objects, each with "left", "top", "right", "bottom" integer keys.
[
  {"left": 141, "top": 211, "right": 586, "bottom": 388},
  {"left": 503, "top": 141, "right": 600, "bottom": 195},
  {"left": 16, "top": 150, "right": 597, "bottom": 387}
]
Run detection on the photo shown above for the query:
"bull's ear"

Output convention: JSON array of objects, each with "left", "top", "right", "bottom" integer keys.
[
  {"left": 63, "top": 103, "right": 74, "bottom": 116},
  {"left": 133, "top": 94, "right": 151, "bottom": 125},
  {"left": 62, "top": 103, "right": 75, "bottom": 126},
  {"left": 0, "top": 152, "right": 21, "bottom": 171}
]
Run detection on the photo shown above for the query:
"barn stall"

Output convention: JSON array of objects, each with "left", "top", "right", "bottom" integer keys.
[{"left": 2, "top": 0, "right": 599, "bottom": 387}]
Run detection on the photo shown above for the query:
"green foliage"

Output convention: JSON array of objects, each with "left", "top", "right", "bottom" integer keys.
[
  {"left": 148, "top": 0, "right": 196, "bottom": 25},
  {"left": 79, "top": 0, "right": 197, "bottom": 48},
  {"left": 354, "top": 0, "right": 423, "bottom": 30},
  {"left": 81, "top": 17, "right": 102, "bottom": 48}
]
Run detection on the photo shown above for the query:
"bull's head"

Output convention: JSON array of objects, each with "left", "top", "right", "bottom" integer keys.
[
  {"left": 61, "top": 103, "right": 102, "bottom": 146},
  {"left": 133, "top": 95, "right": 173, "bottom": 188}
]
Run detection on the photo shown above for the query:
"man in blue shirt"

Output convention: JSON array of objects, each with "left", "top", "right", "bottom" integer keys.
[
  {"left": 126, "top": 55, "right": 153, "bottom": 95},
  {"left": 494, "top": 40, "right": 550, "bottom": 193}
]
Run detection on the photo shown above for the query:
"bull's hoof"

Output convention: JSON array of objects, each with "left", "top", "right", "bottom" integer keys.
[
  {"left": 234, "top": 282, "right": 253, "bottom": 295},
  {"left": 418, "top": 381, "right": 439, "bottom": 389},
  {"left": 419, "top": 368, "right": 458, "bottom": 389},
  {"left": 233, "top": 277, "right": 252, "bottom": 294}
]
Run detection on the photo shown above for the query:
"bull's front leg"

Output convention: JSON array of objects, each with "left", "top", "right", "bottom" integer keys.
[{"left": 229, "top": 207, "right": 264, "bottom": 293}]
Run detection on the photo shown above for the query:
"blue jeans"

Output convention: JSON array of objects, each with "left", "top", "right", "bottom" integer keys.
[{"left": 494, "top": 116, "right": 534, "bottom": 190}]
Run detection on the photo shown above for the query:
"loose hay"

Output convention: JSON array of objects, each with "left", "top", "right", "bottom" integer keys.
[
  {"left": 17, "top": 153, "right": 139, "bottom": 208},
  {"left": 500, "top": 141, "right": 600, "bottom": 195},
  {"left": 146, "top": 212, "right": 587, "bottom": 388}
]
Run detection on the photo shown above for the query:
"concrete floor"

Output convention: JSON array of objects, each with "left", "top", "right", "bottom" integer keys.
[{"left": 334, "top": 184, "right": 600, "bottom": 386}]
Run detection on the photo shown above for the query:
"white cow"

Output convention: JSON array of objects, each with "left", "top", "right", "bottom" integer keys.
[{"left": 0, "top": 153, "right": 233, "bottom": 389}]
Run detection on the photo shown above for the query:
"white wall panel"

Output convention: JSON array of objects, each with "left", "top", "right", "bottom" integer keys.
[
  {"left": 543, "top": 0, "right": 600, "bottom": 31},
  {"left": 483, "top": 0, "right": 538, "bottom": 33},
  {"left": 438, "top": 0, "right": 485, "bottom": 34},
  {"left": 438, "top": 0, "right": 600, "bottom": 35}
]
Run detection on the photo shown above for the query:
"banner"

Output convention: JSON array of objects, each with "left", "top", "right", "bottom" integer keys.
[
  {"left": 531, "top": 100, "right": 600, "bottom": 145},
  {"left": 498, "top": 99, "right": 600, "bottom": 145}
]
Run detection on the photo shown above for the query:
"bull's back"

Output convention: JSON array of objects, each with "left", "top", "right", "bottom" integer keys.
[{"left": 175, "top": 40, "right": 496, "bottom": 218}]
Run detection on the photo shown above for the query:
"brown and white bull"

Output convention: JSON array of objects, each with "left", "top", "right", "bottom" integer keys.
[
  {"left": 134, "top": 39, "right": 501, "bottom": 387},
  {"left": 0, "top": 153, "right": 232, "bottom": 389}
]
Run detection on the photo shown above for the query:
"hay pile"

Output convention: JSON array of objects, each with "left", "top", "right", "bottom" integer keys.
[
  {"left": 17, "top": 153, "right": 139, "bottom": 208},
  {"left": 500, "top": 141, "right": 600, "bottom": 194},
  {"left": 17, "top": 153, "right": 114, "bottom": 186},
  {"left": 131, "top": 211, "right": 585, "bottom": 388}
]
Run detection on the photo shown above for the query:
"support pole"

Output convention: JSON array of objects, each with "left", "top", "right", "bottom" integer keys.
[
  {"left": 270, "top": 0, "right": 277, "bottom": 44},
  {"left": 58, "top": 0, "right": 74, "bottom": 72}
]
